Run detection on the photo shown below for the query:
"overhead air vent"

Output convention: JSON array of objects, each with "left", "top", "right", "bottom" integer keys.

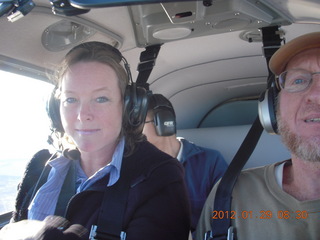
[
  {"left": 239, "top": 29, "right": 262, "bottom": 42},
  {"left": 42, "top": 20, "right": 96, "bottom": 52},
  {"left": 41, "top": 17, "right": 122, "bottom": 52},
  {"left": 239, "top": 28, "right": 285, "bottom": 42}
]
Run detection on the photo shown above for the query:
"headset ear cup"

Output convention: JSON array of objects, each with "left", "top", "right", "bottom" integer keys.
[
  {"left": 135, "top": 86, "right": 148, "bottom": 127},
  {"left": 124, "top": 84, "right": 148, "bottom": 129},
  {"left": 153, "top": 107, "right": 176, "bottom": 136},
  {"left": 46, "top": 89, "right": 64, "bottom": 134},
  {"left": 258, "top": 87, "right": 278, "bottom": 134}
]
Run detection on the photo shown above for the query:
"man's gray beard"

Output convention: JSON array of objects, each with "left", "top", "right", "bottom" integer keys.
[{"left": 277, "top": 114, "right": 320, "bottom": 163}]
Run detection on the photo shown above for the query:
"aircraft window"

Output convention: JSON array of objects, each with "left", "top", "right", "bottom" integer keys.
[
  {"left": 199, "top": 99, "right": 258, "bottom": 128},
  {"left": 0, "top": 71, "right": 53, "bottom": 215}
]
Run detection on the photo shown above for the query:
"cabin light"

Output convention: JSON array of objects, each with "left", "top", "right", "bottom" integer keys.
[
  {"left": 42, "top": 20, "right": 96, "bottom": 52},
  {"left": 153, "top": 27, "right": 192, "bottom": 40}
]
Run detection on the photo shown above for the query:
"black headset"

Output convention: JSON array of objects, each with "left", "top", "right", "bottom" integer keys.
[
  {"left": 258, "top": 80, "right": 280, "bottom": 135},
  {"left": 150, "top": 94, "right": 176, "bottom": 136},
  {"left": 46, "top": 42, "right": 148, "bottom": 135}
]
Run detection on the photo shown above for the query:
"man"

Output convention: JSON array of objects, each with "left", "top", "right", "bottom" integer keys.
[
  {"left": 195, "top": 32, "right": 320, "bottom": 240},
  {"left": 143, "top": 93, "right": 228, "bottom": 233}
]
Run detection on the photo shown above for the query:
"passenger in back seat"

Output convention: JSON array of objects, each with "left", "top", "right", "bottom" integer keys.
[
  {"left": 143, "top": 94, "right": 228, "bottom": 235},
  {"left": 196, "top": 32, "right": 320, "bottom": 240}
]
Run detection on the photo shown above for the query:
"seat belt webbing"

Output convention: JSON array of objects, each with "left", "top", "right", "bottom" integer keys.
[
  {"left": 209, "top": 25, "right": 283, "bottom": 240},
  {"left": 91, "top": 157, "right": 135, "bottom": 240}
]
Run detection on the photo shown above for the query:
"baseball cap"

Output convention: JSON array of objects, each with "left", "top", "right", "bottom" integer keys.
[{"left": 269, "top": 32, "right": 320, "bottom": 75}]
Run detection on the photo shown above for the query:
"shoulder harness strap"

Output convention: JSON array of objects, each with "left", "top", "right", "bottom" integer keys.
[
  {"left": 207, "top": 26, "right": 283, "bottom": 240},
  {"left": 90, "top": 154, "right": 137, "bottom": 240}
]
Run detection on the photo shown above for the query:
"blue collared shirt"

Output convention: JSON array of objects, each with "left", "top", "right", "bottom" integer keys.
[{"left": 28, "top": 138, "right": 125, "bottom": 221}]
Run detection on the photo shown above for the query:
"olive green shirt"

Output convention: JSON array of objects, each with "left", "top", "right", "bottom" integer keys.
[{"left": 195, "top": 161, "right": 320, "bottom": 240}]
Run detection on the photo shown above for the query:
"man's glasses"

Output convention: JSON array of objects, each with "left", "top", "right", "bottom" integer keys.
[
  {"left": 277, "top": 69, "right": 320, "bottom": 93},
  {"left": 145, "top": 120, "right": 154, "bottom": 124}
]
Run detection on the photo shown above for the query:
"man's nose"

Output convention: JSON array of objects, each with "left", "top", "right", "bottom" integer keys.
[{"left": 306, "top": 74, "right": 320, "bottom": 104}]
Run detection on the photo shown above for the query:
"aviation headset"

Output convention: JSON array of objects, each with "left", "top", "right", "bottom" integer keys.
[
  {"left": 46, "top": 41, "right": 148, "bottom": 135},
  {"left": 258, "top": 31, "right": 320, "bottom": 135},
  {"left": 258, "top": 76, "right": 280, "bottom": 135},
  {"left": 148, "top": 94, "right": 176, "bottom": 136}
]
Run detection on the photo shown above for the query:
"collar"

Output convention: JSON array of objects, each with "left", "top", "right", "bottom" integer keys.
[
  {"left": 176, "top": 138, "right": 183, "bottom": 161},
  {"left": 49, "top": 138, "right": 125, "bottom": 192},
  {"left": 76, "top": 137, "right": 125, "bottom": 191}
]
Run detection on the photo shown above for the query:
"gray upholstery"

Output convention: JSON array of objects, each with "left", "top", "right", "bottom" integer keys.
[{"left": 177, "top": 125, "right": 291, "bottom": 169}]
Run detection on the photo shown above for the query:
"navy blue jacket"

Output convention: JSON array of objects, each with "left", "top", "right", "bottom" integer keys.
[
  {"left": 179, "top": 138, "right": 228, "bottom": 231},
  {"left": 13, "top": 141, "right": 191, "bottom": 240}
]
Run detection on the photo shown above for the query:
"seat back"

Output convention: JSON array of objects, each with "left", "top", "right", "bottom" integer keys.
[{"left": 177, "top": 124, "right": 290, "bottom": 169}]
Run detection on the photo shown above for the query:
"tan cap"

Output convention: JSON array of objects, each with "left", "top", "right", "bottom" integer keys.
[{"left": 269, "top": 32, "right": 320, "bottom": 76}]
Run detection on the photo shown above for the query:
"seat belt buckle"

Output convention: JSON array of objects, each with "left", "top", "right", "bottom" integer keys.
[
  {"left": 89, "top": 225, "right": 126, "bottom": 240},
  {"left": 204, "top": 231, "right": 213, "bottom": 240},
  {"left": 89, "top": 225, "right": 97, "bottom": 240},
  {"left": 203, "top": 227, "right": 234, "bottom": 240},
  {"left": 227, "top": 226, "right": 234, "bottom": 240},
  {"left": 120, "top": 231, "right": 126, "bottom": 240}
]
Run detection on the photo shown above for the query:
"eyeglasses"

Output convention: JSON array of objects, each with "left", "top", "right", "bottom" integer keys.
[
  {"left": 277, "top": 69, "right": 320, "bottom": 93},
  {"left": 145, "top": 120, "right": 154, "bottom": 124}
]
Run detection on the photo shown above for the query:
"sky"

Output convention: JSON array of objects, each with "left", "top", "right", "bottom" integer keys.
[{"left": 0, "top": 70, "right": 54, "bottom": 176}]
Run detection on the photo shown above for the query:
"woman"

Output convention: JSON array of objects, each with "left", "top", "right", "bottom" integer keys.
[{"left": 10, "top": 42, "right": 190, "bottom": 240}]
